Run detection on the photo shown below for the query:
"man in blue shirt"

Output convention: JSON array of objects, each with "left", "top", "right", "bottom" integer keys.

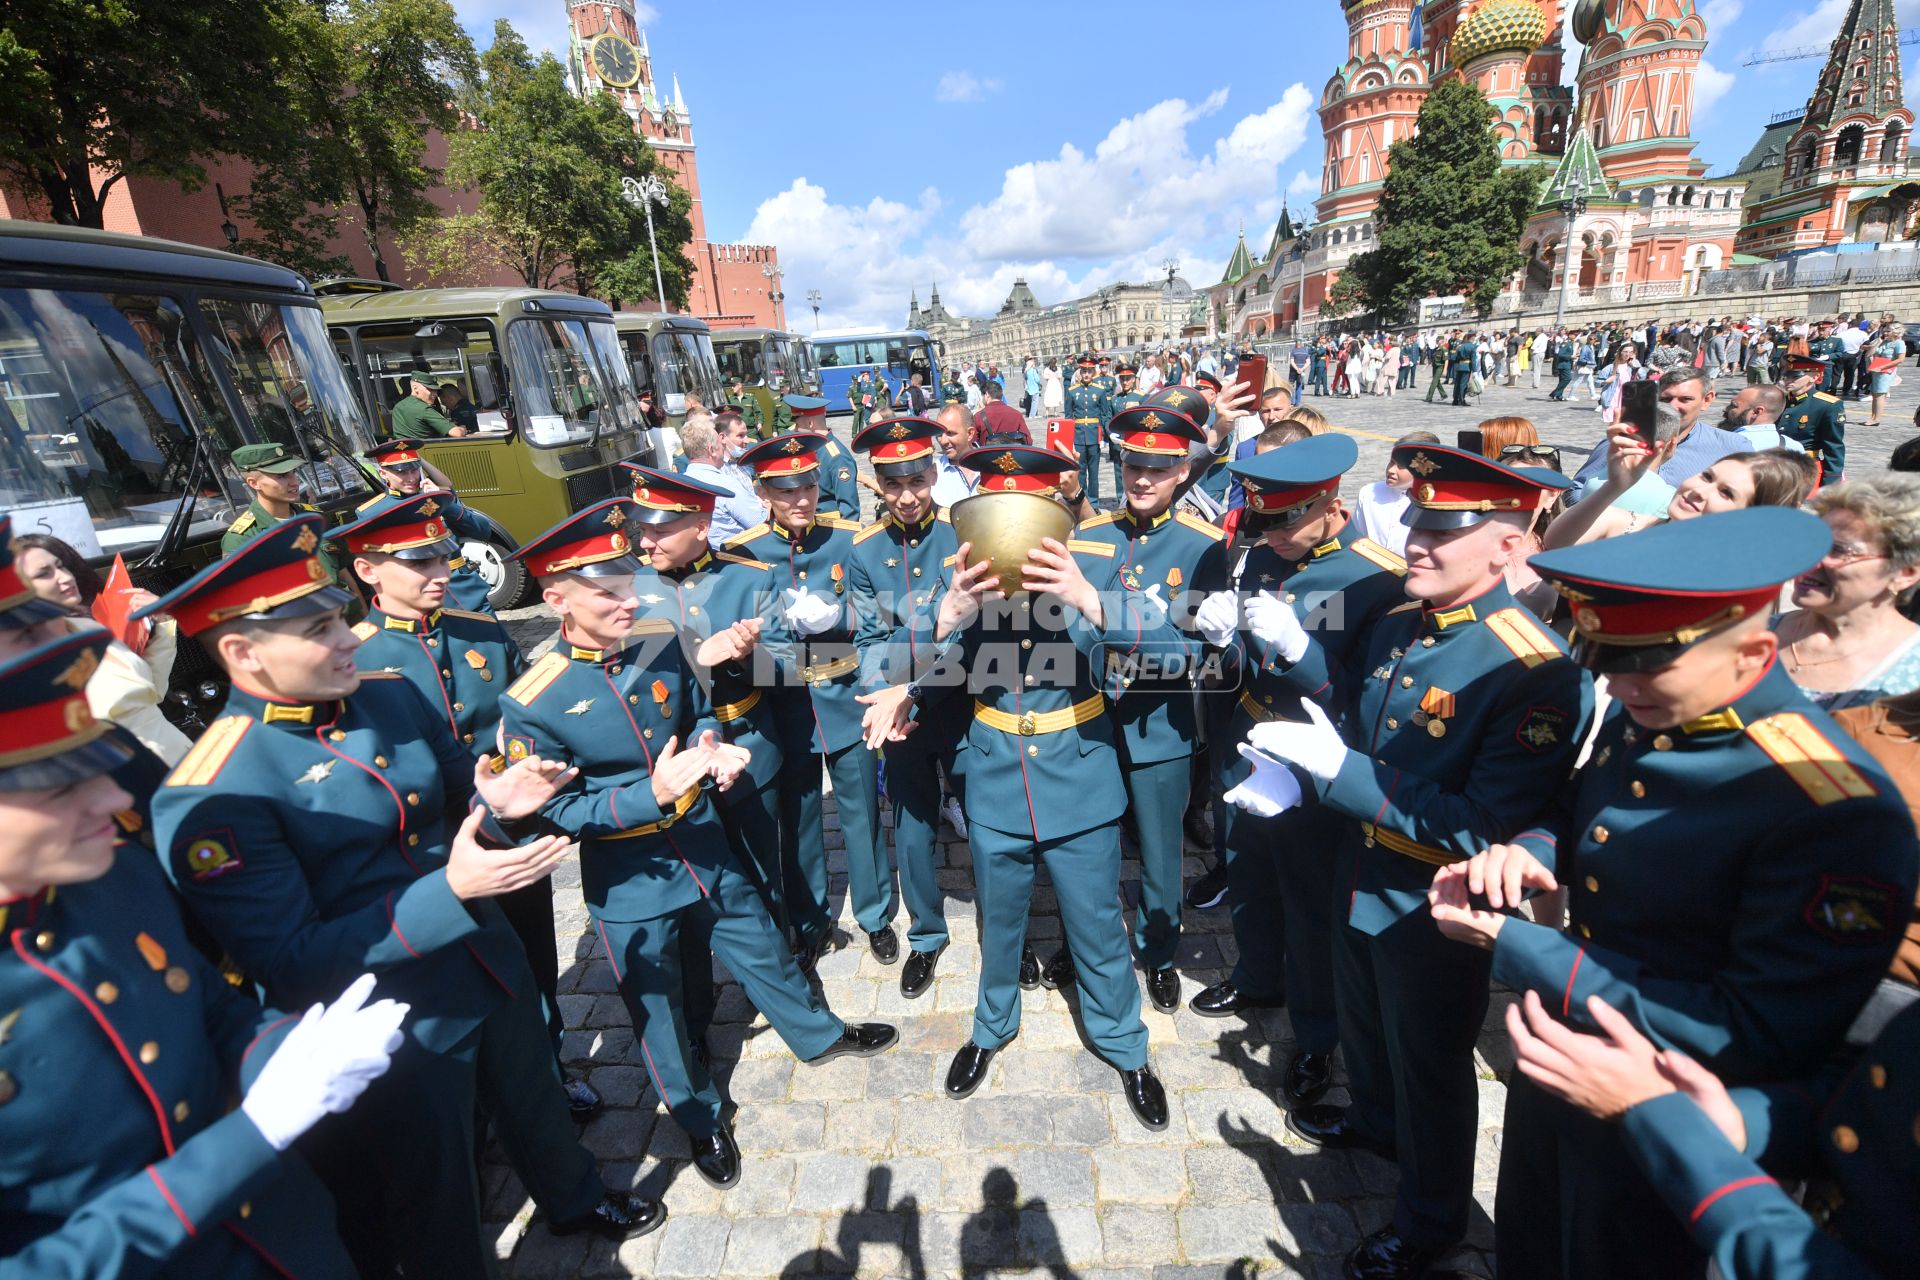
[
  {"left": 683, "top": 410, "right": 767, "bottom": 547},
  {"left": 1566, "top": 368, "right": 1749, "bottom": 507}
]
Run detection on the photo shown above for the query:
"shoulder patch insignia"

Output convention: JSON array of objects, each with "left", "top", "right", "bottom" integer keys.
[
  {"left": 630, "top": 618, "right": 678, "bottom": 637},
  {"left": 1349, "top": 538, "right": 1408, "bottom": 575},
  {"left": 1066, "top": 538, "right": 1116, "bottom": 557},
  {"left": 182, "top": 831, "right": 243, "bottom": 882},
  {"left": 1515, "top": 705, "right": 1570, "bottom": 754},
  {"left": 1747, "top": 712, "right": 1879, "bottom": 807},
  {"left": 724, "top": 523, "right": 770, "bottom": 549},
  {"left": 1804, "top": 873, "right": 1898, "bottom": 943},
  {"left": 505, "top": 651, "right": 569, "bottom": 706},
  {"left": 853, "top": 521, "right": 888, "bottom": 545},
  {"left": 713, "top": 550, "right": 771, "bottom": 570},
  {"left": 1483, "top": 607, "right": 1566, "bottom": 668},
  {"left": 1076, "top": 512, "right": 1119, "bottom": 531},
  {"left": 165, "top": 716, "right": 251, "bottom": 788},
  {"left": 351, "top": 621, "right": 379, "bottom": 641},
  {"left": 1175, "top": 511, "right": 1227, "bottom": 542},
  {"left": 439, "top": 607, "right": 495, "bottom": 622}
]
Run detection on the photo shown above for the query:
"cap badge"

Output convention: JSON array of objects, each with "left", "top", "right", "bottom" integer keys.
[
  {"left": 419, "top": 499, "right": 440, "bottom": 517},
  {"left": 1141, "top": 413, "right": 1163, "bottom": 429},
  {"left": 993, "top": 452, "right": 1020, "bottom": 474},
  {"left": 54, "top": 650, "right": 100, "bottom": 691},
  {"left": 1407, "top": 453, "right": 1438, "bottom": 476},
  {"left": 782, "top": 438, "right": 803, "bottom": 454},
  {"left": 610, "top": 532, "right": 628, "bottom": 553},
  {"left": 1418, "top": 483, "right": 1436, "bottom": 502},
  {"left": 292, "top": 527, "right": 320, "bottom": 553},
  {"left": 1144, "top": 434, "right": 1158, "bottom": 447},
  {"left": 889, "top": 423, "right": 910, "bottom": 439},
  {"left": 1575, "top": 606, "right": 1603, "bottom": 632},
  {"left": 603, "top": 507, "right": 626, "bottom": 527}
]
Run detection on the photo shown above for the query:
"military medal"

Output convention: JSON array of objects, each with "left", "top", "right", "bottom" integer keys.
[
  {"left": 831, "top": 563, "right": 845, "bottom": 596},
  {"left": 135, "top": 932, "right": 168, "bottom": 971},
  {"left": 1419, "top": 687, "right": 1454, "bottom": 738},
  {"left": 652, "top": 679, "right": 671, "bottom": 718},
  {"left": 165, "top": 967, "right": 191, "bottom": 993}
]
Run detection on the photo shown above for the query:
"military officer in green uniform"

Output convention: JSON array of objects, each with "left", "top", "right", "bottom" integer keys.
[
  {"left": 144, "top": 517, "right": 659, "bottom": 1277},
  {"left": 501, "top": 498, "right": 898, "bottom": 1192},
  {"left": 846, "top": 415, "right": 965, "bottom": 998},
  {"left": 358, "top": 439, "right": 500, "bottom": 613},
  {"left": 1093, "top": 355, "right": 1118, "bottom": 402},
  {"left": 788, "top": 396, "right": 862, "bottom": 519},
  {"left": 860, "top": 444, "right": 1176, "bottom": 1129},
  {"left": 0, "top": 626, "right": 413, "bottom": 1277},
  {"left": 1779, "top": 354, "right": 1847, "bottom": 485},
  {"left": 1063, "top": 356, "right": 1113, "bottom": 505},
  {"left": 727, "top": 433, "right": 891, "bottom": 966},
  {"left": 731, "top": 372, "right": 794, "bottom": 439},
  {"left": 389, "top": 370, "right": 472, "bottom": 439},
  {"left": 848, "top": 370, "right": 882, "bottom": 438},
  {"left": 1808, "top": 319, "right": 1846, "bottom": 392},
  {"left": 620, "top": 461, "right": 790, "bottom": 939},
  {"left": 1189, "top": 435, "right": 1410, "bottom": 1108},
  {"left": 1070, "top": 403, "right": 1226, "bottom": 1013},
  {"left": 337, "top": 493, "right": 603, "bottom": 1121},
  {"left": 223, "top": 442, "right": 331, "bottom": 559},
  {"left": 1235, "top": 443, "right": 1590, "bottom": 1280},
  {"left": 1110, "top": 362, "right": 1145, "bottom": 415},
  {"left": 1426, "top": 506, "right": 1918, "bottom": 1280}
]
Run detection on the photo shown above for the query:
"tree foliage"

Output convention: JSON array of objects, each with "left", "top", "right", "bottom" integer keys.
[
  {"left": 1326, "top": 78, "right": 1542, "bottom": 320},
  {"left": 0, "top": 0, "right": 284, "bottom": 227},
  {"left": 405, "top": 21, "right": 694, "bottom": 303}
]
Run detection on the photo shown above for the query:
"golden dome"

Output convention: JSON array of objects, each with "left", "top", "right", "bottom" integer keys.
[{"left": 1451, "top": 0, "right": 1550, "bottom": 65}]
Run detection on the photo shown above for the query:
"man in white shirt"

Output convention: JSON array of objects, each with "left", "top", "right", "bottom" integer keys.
[
  {"left": 1837, "top": 319, "right": 1870, "bottom": 400},
  {"left": 1531, "top": 330, "right": 1552, "bottom": 389},
  {"left": 681, "top": 410, "right": 766, "bottom": 546},
  {"left": 930, "top": 404, "right": 977, "bottom": 509},
  {"left": 1138, "top": 356, "right": 1166, "bottom": 394},
  {"left": 1719, "top": 384, "right": 1805, "bottom": 453}
]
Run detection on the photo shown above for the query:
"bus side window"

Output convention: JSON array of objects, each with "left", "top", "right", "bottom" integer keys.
[{"left": 469, "top": 360, "right": 500, "bottom": 410}]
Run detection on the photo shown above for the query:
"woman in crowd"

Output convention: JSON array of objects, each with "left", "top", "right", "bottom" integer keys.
[
  {"left": 1774, "top": 474, "right": 1920, "bottom": 711},
  {"left": 1865, "top": 318, "right": 1906, "bottom": 428},
  {"left": 12, "top": 533, "right": 191, "bottom": 764},
  {"left": 1593, "top": 341, "right": 1645, "bottom": 423},
  {"left": 1041, "top": 359, "right": 1065, "bottom": 416},
  {"left": 1543, "top": 424, "right": 1815, "bottom": 550},
  {"left": 1351, "top": 430, "right": 1437, "bottom": 557},
  {"left": 1477, "top": 415, "right": 1540, "bottom": 461}
]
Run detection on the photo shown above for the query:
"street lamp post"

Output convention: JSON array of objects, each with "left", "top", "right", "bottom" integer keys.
[
  {"left": 806, "top": 289, "right": 822, "bottom": 332},
  {"left": 621, "top": 174, "right": 670, "bottom": 309},
  {"left": 761, "top": 263, "right": 784, "bottom": 327},
  {"left": 1551, "top": 170, "right": 1590, "bottom": 336}
]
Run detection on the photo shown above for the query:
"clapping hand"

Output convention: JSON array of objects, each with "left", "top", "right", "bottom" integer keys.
[
  {"left": 697, "top": 618, "right": 762, "bottom": 667},
  {"left": 1224, "top": 743, "right": 1303, "bottom": 817},
  {"left": 856, "top": 684, "right": 918, "bottom": 750},
  {"left": 1428, "top": 842, "right": 1557, "bottom": 950},
  {"left": 473, "top": 752, "right": 579, "bottom": 820},
  {"left": 1244, "top": 700, "right": 1347, "bottom": 782}
]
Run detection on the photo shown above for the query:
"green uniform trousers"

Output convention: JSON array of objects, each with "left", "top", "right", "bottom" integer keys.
[
  {"left": 593, "top": 863, "right": 844, "bottom": 1140},
  {"left": 495, "top": 874, "right": 564, "bottom": 1059},
  {"left": 883, "top": 732, "right": 963, "bottom": 953},
  {"left": 719, "top": 783, "right": 786, "bottom": 938},
  {"left": 1224, "top": 803, "right": 1342, "bottom": 1053},
  {"left": 778, "top": 744, "right": 887, "bottom": 942},
  {"left": 969, "top": 821, "right": 1148, "bottom": 1068},
  {"left": 1120, "top": 751, "right": 1190, "bottom": 972}
]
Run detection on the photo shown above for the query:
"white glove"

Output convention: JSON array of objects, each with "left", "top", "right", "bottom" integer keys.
[
  {"left": 1193, "top": 590, "right": 1239, "bottom": 647},
  {"left": 241, "top": 973, "right": 409, "bottom": 1151},
  {"left": 1245, "top": 592, "right": 1309, "bottom": 665},
  {"left": 1245, "top": 699, "right": 1349, "bottom": 783},
  {"left": 1224, "top": 743, "right": 1303, "bottom": 817},
  {"left": 782, "top": 587, "right": 840, "bottom": 638},
  {"left": 1138, "top": 583, "right": 1170, "bottom": 628}
]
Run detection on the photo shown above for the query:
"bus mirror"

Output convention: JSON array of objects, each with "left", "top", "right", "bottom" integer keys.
[
  {"left": 470, "top": 362, "right": 499, "bottom": 408},
  {"left": 414, "top": 322, "right": 469, "bottom": 348}
]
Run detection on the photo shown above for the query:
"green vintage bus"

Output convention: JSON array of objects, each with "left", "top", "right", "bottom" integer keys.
[
  {"left": 710, "top": 326, "right": 818, "bottom": 427},
  {"left": 0, "top": 220, "right": 384, "bottom": 728},
  {"left": 320, "top": 283, "right": 649, "bottom": 606},
  {"left": 611, "top": 311, "right": 724, "bottom": 465}
]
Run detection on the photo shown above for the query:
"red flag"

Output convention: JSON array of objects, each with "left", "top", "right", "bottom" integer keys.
[{"left": 90, "top": 555, "right": 150, "bottom": 654}]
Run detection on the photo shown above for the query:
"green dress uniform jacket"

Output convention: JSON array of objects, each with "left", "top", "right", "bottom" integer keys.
[
  {"left": 349, "top": 605, "right": 525, "bottom": 758},
  {"left": 1092, "top": 374, "right": 1119, "bottom": 401},
  {"left": 1487, "top": 662, "right": 1918, "bottom": 1278},
  {"left": 1619, "top": 1000, "right": 1920, "bottom": 1280},
  {"left": 1782, "top": 390, "right": 1847, "bottom": 483},
  {"left": 1063, "top": 382, "right": 1111, "bottom": 448},
  {"left": 0, "top": 851, "right": 354, "bottom": 1278},
  {"left": 1110, "top": 390, "right": 1146, "bottom": 416},
  {"left": 736, "top": 392, "right": 795, "bottom": 439},
  {"left": 355, "top": 490, "right": 499, "bottom": 613},
  {"left": 388, "top": 396, "right": 462, "bottom": 439}
]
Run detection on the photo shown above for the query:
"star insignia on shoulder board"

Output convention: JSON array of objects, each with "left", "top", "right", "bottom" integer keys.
[
  {"left": 296, "top": 760, "right": 335, "bottom": 784},
  {"left": 639, "top": 593, "right": 664, "bottom": 604},
  {"left": 566, "top": 699, "right": 595, "bottom": 715}
]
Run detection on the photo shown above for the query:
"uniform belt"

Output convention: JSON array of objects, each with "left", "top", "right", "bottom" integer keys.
[
  {"left": 1238, "top": 690, "right": 1283, "bottom": 724},
  {"left": 1359, "top": 822, "right": 1459, "bottom": 867},
  {"left": 449, "top": 556, "right": 468, "bottom": 571},
  {"left": 605, "top": 786, "right": 701, "bottom": 838},
  {"left": 712, "top": 689, "right": 762, "bottom": 722},
  {"left": 800, "top": 653, "right": 858, "bottom": 685},
  {"left": 973, "top": 693, "right": 1105, "bottom": 736},
  {"left": 1074, "top": 417, "right": 1099, "bottom": 423}
]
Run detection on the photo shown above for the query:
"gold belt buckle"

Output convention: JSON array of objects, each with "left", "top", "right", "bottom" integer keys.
[
  {"left": 658, "top": 813, "right": 676, "bottom": 831},
  {"left": 1016, "top": 711, "right": 1037, "bottom": 735},
  {"left": 801, "top": 665, "right": 816, "bottom": 684}
]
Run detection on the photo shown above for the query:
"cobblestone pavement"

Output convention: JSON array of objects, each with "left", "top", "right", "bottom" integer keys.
[{"left": 481, "top": 371, "right": 1903, "bottom": 1278}]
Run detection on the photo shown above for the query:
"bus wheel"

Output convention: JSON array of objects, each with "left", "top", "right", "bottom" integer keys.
[{"left": 463, "top": 537, "right": 534, "bottom": 610}]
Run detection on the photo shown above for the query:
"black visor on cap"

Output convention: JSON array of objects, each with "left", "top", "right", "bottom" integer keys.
[
  {"left": 871, "top": 456, "right": 935, "bottom": 480},
  {"left": 237, "top": 583, "right": 355, "bottom": 625},
  {"left": 385, "top": 537, "right": 463, "bottom": 562},
  {"left": 1401, "top": 505, "right": 1494, "bottom": 531},
  {"left": 1118, "top": 448, "right": 1187, "bottom": 472},
  {"left": 567, "top": 555, "right": 645, "bottom": 580},
  {"left": 0, "top": 728, "right": 134, "bottom": 791},
  {"left": 758, "top": 472, "right": 820, "bottom": 492}
]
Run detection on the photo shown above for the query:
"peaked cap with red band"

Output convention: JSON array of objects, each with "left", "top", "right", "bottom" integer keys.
[
  {"left": 740, "top": 431, "right": 829, "bottom": 490},
  {"left": 853, "top": 416, "right": 942, "bottom": 477},
  {"left": 0, "top": 627, "right": 132, "bottom": 787},
  {"left": 365, "top": 439, "right": 425, "bottom": 468},
  {"left": 336, "top": 493, "right": 460, "bottom": 560},
  {"left": 619, "top": 462, "right": 729, "bottom": 524},
  {"left": 134, "top": 514, "right": 351, "bottom": 638},
  {"left": 1394, "top": 442, "right": 1571, "bottom": 531},
  {"left": 1110, "top": 404, "right": 1207, "bottom": 470},
  {"left": 508, "top": 498, "right": 643, "bottom": 579},
  {"left": 1229, "top": 434, "right": 1359, "bottom": 522},
  {"left": 955, "top": 443, "right": 1076, "bottom": 494}
]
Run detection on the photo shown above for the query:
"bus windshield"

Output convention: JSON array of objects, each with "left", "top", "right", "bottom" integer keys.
[
  {"left": 714, "top": 336, "right": 765, "bottom": 386},
  {"left": 504, "top": 315, "right": 639, "bottom": 448},
  {"left": 0, "top": 287, "right": 366, "bottom": 556},
  {"left": 650, "top": 328, "right": 724, "bottom": 411}
]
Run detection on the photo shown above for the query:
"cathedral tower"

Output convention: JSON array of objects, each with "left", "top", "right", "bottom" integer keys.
[{"left": 1570, "top": 0, "right": 1708, "bottom": 182}]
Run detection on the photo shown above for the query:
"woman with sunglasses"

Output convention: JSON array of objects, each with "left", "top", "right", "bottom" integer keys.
[{"left": 1774, "top": 474, "right": 1920, "bottom": 711}]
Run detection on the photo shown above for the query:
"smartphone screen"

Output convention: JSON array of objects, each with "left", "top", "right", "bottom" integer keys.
[
  {"left": 1456, "top": 429, "right": 1484, "bottom": 457},
  {"left": 1619, "top": 380, "right": 1659, "bottom": 450}
]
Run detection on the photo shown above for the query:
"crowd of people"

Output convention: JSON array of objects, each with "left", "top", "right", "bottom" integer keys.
[{"left": 4, "top": 320, "right": 1918, "bottom": 1280}]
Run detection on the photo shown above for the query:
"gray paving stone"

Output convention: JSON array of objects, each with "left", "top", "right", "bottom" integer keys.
[
  {"left": 1177, "top": 1202, "right": 1283, "bottom": 1264},
  {"left": 792, "top": 1152, "right": 878, "bottom": 1213},
  {"left": 719, "top": 1214, "right": 822, "bottom": 1276},
  {"left": 1094, "top": 1146, "right": 1189, "bottom": 1203},
  {"left": 1021, "top": 1205, "right": 1103, "bottom": 1266},
  {"left": 1011, "top": 1148, "right": 1097, "bottom": 1207},
  {"left": 1101, "top": 1205, "right": 1181, "bottom": 1267},
  {"left": 652, "top": 1213, "right": 731, "bottom": 1276},
  {"left": 725, "top": 1153, "right": 796, "bottom": 1215},
  {"left": 733, "top": 1102, "right": 827, "bottom": 1153},
  {"left": 959, "top": 1094, "right": 1053, "bottom": 1148},
  {"left": 507, "top": 1226, "right": 589, "bottom": 1279}
]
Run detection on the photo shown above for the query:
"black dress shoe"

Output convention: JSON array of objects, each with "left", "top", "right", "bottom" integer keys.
[
  {"left": 808, "top": 1021, "right": 898, "bottom": 1064},
  {"left": 1285, "top": 1103, "right": 1394, "bottom": 1158},
  {"left": 1188, "top": 979, "right": 1283, "bottom": 1019},
  {"left": 1039, "top": 948, "right": 1076, "bottom": 991},
  {"left": 1118, "top": 1065, "right": 1168, "bottom": 1130},
  {"left": 1018, "top": 944, "right": 1041, "bottom": 990},
  {"left": 792, "top": 933, "right": 827, "bottom": 974},
  {"left": 901, "top": 943, "right": 945, "bottom": 999},
  {"left": 868, "top": 925, "right": 900, "bottom": 965},
  {"left": 563, "top": 1073, "right": 603, "bottom": 1122},
  {"left": 691, "top": 1129, "right": 741, "bottom": 1189},
  {"left": 1283, "top": 1051, "right": 1333, "bottom": 1105},
  {"left": 1343, "top": 1227, "right": 1442, "bottom": 1280},
  {"left": 1146, "top": 967, "right": 1180, "bottom": 1014},
  {"left": 945, "top": 1041, "right": 997, "bottom": 1098},
  {"left": 549, "top": 1191, "right": 665, "bottom": 1240}
]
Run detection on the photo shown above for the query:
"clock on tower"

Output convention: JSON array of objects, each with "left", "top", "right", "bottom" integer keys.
[{"left": 591, "top": 33, "right": 640, "bottom": 88}]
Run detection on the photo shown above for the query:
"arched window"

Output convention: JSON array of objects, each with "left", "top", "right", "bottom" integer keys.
[
  {"left": 1836, "top": 124, "right": 1866, "bottom": 166},
  {"left": 1683, "top": 185, "right": 1697, "bottom": 206},
  {"left": 1886, "top": 122, "right": 1907, "bottom": 164},
  {"left": 1639, "top": 187, "right": 1657, "bottom": 208},
  {"left": 1667, "top": 187, "right": 1679, "bottom": 206}
]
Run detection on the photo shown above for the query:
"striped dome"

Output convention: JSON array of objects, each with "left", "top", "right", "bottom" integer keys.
[{"left": 1452, "top": 0, "right": 1550, "bottom": 65}]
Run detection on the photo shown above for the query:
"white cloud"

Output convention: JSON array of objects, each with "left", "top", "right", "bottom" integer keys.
[
  {"left": 1760, "top": 0, "right": 1850, "bottom": 52},
  {"left": 748, "top": 86, "right": 1314, "bottom": 330},
  {"left": 1287, "top": 168, "right": 1320, "bottom": 198},
  {"left": 935, "top": 70, "right": 1002, "bottom": 104},
  {"left": 1694, "top": 58, "right": 1735, "bottom": 117},
  {"left": 1700, "top": 0, "right": 1742, "bottom": 32}
]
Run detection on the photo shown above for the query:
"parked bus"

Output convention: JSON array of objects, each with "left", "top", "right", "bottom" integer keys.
[
  {"left": 320, "top": 282, "right": 648, "bottom": 606},
  {"left": 711, "top": 326, "right": 819, "bottom": 425},
  {"left": 0, "top": 220, "right": 383, "bottom": 727},
  {"left": 810, "top": 328, "right": 944, "bottom": 414},
  {"left": 610, "top": 311, "right": 725, "bottom": 467}
]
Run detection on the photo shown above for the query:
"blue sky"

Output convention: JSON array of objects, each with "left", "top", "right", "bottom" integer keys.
[{"left": 455, "top": 0, "right": 1901, "bottom": 328}]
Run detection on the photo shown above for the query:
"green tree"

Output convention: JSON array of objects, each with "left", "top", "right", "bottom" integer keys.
[
  {"left": 1327, "top": 78, "right": 1542, "bottom": 320},
  {"left": 406, "top": 21, "right": 693, "bottom": 302},
  {"left": 235, "top": 0, "right": 477, "bottom": 281},
  {"left": 0, "top": 0, "right": 284, "bottom": 227}
]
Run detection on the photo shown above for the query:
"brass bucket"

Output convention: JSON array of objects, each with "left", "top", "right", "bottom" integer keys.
[{"left": 949, "top": 490, "right": 1075, "bottom": 598}]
